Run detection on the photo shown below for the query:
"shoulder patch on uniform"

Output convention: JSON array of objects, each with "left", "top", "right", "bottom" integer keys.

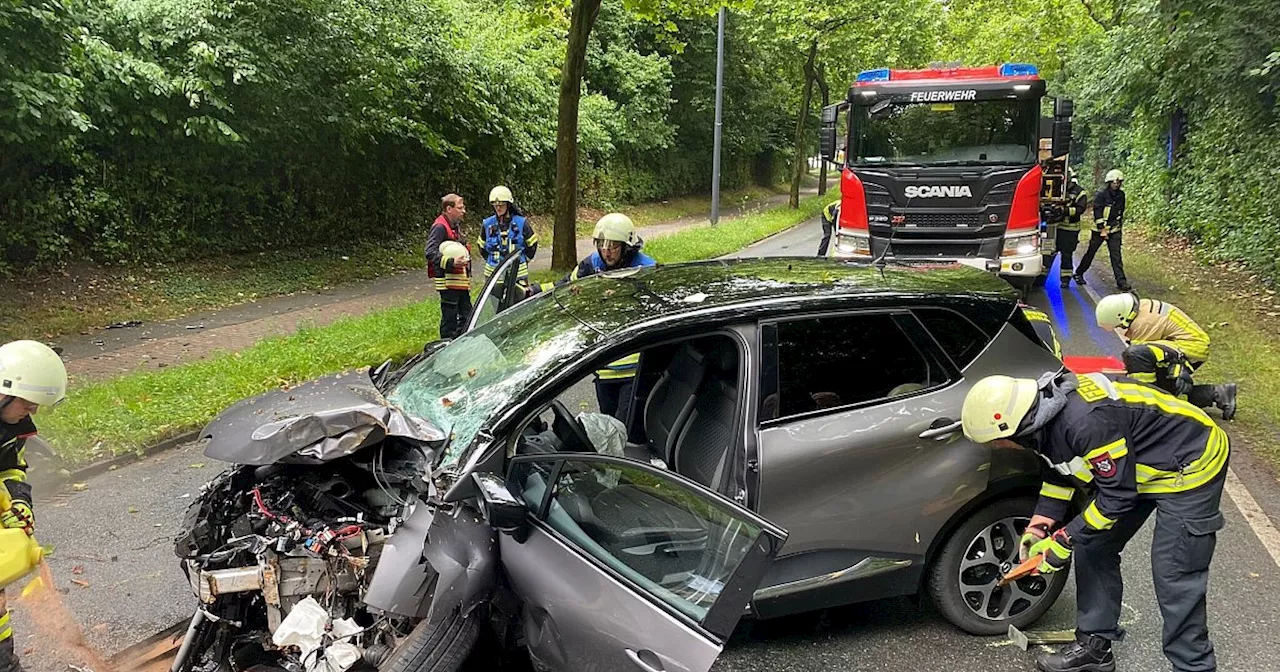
[{"left": 1089, "top": 452, "right": 1118, "bottom": 478}]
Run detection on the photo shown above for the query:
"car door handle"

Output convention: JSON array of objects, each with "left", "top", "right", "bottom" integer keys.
[
  {"left": 626, "top": 648, "right": 665, "bottom": 672},
  {"left": 919, "top": 419, "right": 963, "bottom": 440}
]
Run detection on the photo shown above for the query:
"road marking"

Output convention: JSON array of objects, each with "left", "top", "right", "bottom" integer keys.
[{"left": 1075, "top": 277, "right": 1280, "bottom": 568}]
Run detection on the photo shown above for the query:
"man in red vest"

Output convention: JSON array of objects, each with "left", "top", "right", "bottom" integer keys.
[{"left": 424, "top": 193, "right": 473, "bottom": 339}]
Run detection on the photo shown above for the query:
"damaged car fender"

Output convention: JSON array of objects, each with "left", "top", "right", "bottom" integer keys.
[{"left": 363, "top": 502, "right": 498, "bottom": 622}]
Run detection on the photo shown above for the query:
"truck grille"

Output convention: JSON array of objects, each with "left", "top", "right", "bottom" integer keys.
[
  {"left": 902, "top": 212, "right": 986, "bottom": 228},
  {"left": 891, "top": 242, "right": 984, "bottom": 258}
]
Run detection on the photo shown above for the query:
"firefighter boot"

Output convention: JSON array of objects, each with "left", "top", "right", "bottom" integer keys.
[
  {"left": 1072, "top": 273, "right": 1088, "bottom": 286},
  {"left": 1216, "top": 383, "right": 1238, "bottom": 421},
  {"left": 1035, "top": 633, "right": 1115, "bottom": 672}
]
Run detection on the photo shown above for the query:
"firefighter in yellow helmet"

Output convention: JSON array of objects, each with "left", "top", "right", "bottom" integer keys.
[
  {"left": 0, "top": 340, "right": 68, "bottom": 672},
  {"left": 531, "top": 214, "right": 656, "bottom": 421},
  {"left": 1074, "top": 169, "right": 1130, "bottom": 291},
  {"left": 478, "top": 186, "right": 538, "bottom": 286},
  {"left": 961, "top": 371, "right": 1228, "bottom": 672},
  {"left": 1095, "top": 292, "right": 1237, "bottom": 419}
]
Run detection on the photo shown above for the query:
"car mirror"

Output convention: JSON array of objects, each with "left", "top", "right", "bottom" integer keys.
[{"left": 472, "top": 472, "right": 529, "bottom": 543}]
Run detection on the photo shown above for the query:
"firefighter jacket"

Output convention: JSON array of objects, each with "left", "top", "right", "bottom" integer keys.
[
  {"left": 1021, "top": 304, "right": 1062, "bottom": 359},
  {"left": 425, "top": 215, "right": 471, "bottom": 291},
  {"left": 0, "top": 416, "right": 36, "bottom": 506},
  {"left": 478, "top": 212, "right": 538, "bottom": 280},
  {"left": 822, "top": 201, "right": 840, "bottom": 227},
  {"left": 1122, "top": 298, "right": 1210, "bottom": 364},
  {"left": 1030, "top": 373, "right": 1229, "bottom": 545},
  {"left": 1060, "top": 181, "right": 1088, "bottom": 232},
  {"left": 1092, "top": 186, "right": 1125, "bottom": 232}
]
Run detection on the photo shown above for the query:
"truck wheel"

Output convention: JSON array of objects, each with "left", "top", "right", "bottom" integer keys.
[
  {"left": 926, "top": 497, "right": 1070, "bottom": 635},
  {"left": 384, "top": 606, "right": 482, "bottom": 672}
]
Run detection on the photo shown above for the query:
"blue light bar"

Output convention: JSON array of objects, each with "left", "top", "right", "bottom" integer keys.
[
  {"left": 856, "top": 68, "right": 891, "bottom": 83},
  {"left": 999, "top": 62, "right": 1039, "bottom": 77}
]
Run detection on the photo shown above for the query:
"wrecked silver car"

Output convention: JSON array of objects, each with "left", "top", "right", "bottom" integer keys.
[{"left": 173, "top": 256, "right": 1068, "bottom": 672}]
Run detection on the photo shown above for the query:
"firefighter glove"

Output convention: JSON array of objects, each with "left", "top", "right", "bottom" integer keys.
[
  {"left": 1169, "top": 361, "right": 1194, "bottom": 397},
  {"left": 1, "top": 501, "right": 34, "bottom": 537},
  {"left": 1029, "top": 528, "right": 1072, "bottom": 574},
  {"left": 1019, "top": 523, "right": 1049, "bottom": 563}
]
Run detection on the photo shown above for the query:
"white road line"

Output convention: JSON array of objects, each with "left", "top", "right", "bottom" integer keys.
[{"left": 1074, "top": 277, "right": 1280, "bottom": 568}]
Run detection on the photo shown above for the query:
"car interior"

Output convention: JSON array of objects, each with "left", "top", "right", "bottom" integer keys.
[{"left": 507, "top": 334, "right": 753, "bottom": 619}]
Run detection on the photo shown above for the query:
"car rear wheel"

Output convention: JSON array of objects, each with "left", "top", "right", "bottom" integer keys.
[
  {"left": 927, "top": 497, "right": 1070, "bottom": 635},
  {"left": 383, "top": 606, "right": 483, "bottom": 672}
]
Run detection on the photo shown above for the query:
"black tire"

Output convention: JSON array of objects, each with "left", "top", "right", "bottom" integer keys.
[
  {"left": 383, "top": 606, "right": 483, "bottom": 672},
  {"left": 1007, "top": 275, "right": 1035, "bottom": 299},
  {"left": 927, "top": 497, "right": 1070, "bottom": 636}
]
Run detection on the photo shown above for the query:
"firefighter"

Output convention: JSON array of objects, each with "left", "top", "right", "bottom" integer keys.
[
  {"left": 425, "top": 194, "right": 472, "bottom": 339},
  {"left": 816, "top": 200, "right": 839, "bottom": 257},
  {"left": 1021, "top": 303, "right": 1063, "bottom": 359},
  {"left": 1049, "top": 172, "right": 1088, "bottom": 288},
  {"left": 0, "top": 340, "right": 69, "bottom": 672},
  {"left": 1095, "top": 292, "right": 1237, "bottom": 419},
  {"left": 1074, "top": 169, "right": 1131, "bottom": 291},
  {"left": 961, "top": 371, "right": 1228, "bottom": 672},
  {"left": 478, "top": 186, "right": 538, "bottom": 286},
  {"left": 533, "top": 213, "right": 656, "bottom": 421}
]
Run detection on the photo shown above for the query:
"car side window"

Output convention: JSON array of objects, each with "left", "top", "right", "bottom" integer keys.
[
  {"left": 761, "top": 313, "right": 942, "bottom": 421},
  {"left": 914, "top": 308, "right": 991, "bottom": 369},
  {"left": 510, "top": 457, "right": 765, "bottom": 624}
]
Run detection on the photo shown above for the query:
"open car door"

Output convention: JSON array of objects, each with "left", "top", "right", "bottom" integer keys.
[
  {"left": 499, "top": 454, "right": 787, "bottom": 672},
  {"left": 466, "top": 252, "right": 526, "bottom": 333}
]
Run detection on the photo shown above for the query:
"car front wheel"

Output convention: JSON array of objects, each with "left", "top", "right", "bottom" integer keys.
[
  {"left": 383, "top": 606, "right": 483, "bottom": 672},
  {"left": 926, "top": 497, "right": 1070, "bottom": 635}
]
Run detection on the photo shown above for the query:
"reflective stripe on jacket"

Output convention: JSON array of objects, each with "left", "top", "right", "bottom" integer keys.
[{"left": 1124, "top": 298, "right": 1210, "bottom": 364}]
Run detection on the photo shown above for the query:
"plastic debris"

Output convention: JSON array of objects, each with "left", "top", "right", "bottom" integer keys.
[
  {"left": 682, "top": 292, "right": 709, "bottom": 303},
  {"left": 107, "top": 320, "right": 143, "bottom": 329},
  {"left": 319, "top": 643, "right": 362, "bottom": 671},
  {"left": 272, "top": 596, "right": 328, "bottom": 659}
]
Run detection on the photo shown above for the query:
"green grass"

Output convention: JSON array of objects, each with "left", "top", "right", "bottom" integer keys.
[
  {"left": 40, "top": 195, "right": 824, "bottom": 466},
  {"left": 1119, "top": 228, "right": 1280, "bottom": 474},
  {"left": 0, "top": 184, "right": 792, "bottom": 345}
]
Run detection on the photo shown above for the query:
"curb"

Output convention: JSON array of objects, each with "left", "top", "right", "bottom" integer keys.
[{"left": 32, "top": 429, "right": 203, "bottom": 498}]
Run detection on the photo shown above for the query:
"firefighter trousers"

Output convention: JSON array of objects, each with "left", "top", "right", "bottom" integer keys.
[
  {"left": 1076, "top": 229, "right": 1129, "bottom": 288},
  {"left": 1073, "top": 472, "right": 1226, "bottom": 672},
  {"left": 0, "top": 591, "right": 22, "bottom": 672},
  {"left": 816, "top": 218, "right": 833, "bottom": 257},
  {"left": 1121, "top": 344, "right": 1220, "bottom": 409},
  {"left": 439, "top": 288, "right": 473, "bottom": 340},
  {"left": 1053, "top": 226, "right": 1080, "bottom": 280}
]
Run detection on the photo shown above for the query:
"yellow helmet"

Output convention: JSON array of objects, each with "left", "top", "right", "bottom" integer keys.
[
  {"left": 592, "top": 213, "right": 640, "bottom": 246},
  {"left": 0, "top": 340, "right": 67, "bottom": 406},
  {"left": 1095, "top": 292, "right": 1138, "bottom": 330},
  {"left": 488, "top": 186, "right": 513, "bottom": 204},
  {"left": 960, "top": 375, "right": 1039, "bottom": 444},
  {"left": 439, "top": 241, "right": 470, "bottom": 265}
]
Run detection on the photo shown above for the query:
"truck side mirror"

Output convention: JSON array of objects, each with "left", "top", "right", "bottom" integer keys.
[
  {"left": 1051, "top": 119, "right": 1073, "bottom": 158},
  {"left": 1054, "top": 97, "right": 1074, "bottom": 118},
  {"left": 819, "top": 103, "right": 845, "bottom": 164}
]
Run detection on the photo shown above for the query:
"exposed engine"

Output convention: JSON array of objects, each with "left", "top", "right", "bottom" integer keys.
[{"left": 173, "top": 441, "right": 432, "bottom": 671}]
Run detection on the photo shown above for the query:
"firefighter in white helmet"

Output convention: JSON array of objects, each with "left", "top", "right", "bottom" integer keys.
[
  {"left": 961, "top": 371, "right": 1227, "bottom": 672},
  {"left": 1095, "top": 292, "right": 1237, "bottom": 419},
  {"left": 1074, "top": 169, "right": 1130, "bottom": 291},
  {"left": 478, "top": 186, "right": 538, "bottom": 285},
  {"left": 0, "top": 340, "right": 68, "bottom": 672},
  {"left": 531, "top": 213, "right": 656, "bottom": 421}
]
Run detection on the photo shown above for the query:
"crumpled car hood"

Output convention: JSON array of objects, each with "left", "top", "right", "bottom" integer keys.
[{"left": 201, "top": 370, "right": 446, "bottom": 465}]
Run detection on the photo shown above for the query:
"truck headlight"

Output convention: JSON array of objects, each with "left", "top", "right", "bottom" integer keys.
[
  {"left": 834, "top": 231, "right": 871, "bottom": 258},
  {"left": 1002, "top": 231, "right": 1040, "bottom": 257}
]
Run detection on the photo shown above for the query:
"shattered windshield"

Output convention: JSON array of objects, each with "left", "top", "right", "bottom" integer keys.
[
  {"left": 387, "top": 298, "right": 598, "bottom": 466},
  {"left": 852, "top": 98, "right": 1038, "bottom": 166}
]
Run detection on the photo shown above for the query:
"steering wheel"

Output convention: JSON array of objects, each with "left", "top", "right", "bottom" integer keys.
[{"left": 549, "top": 399, "right": 596, "bottom": 454}]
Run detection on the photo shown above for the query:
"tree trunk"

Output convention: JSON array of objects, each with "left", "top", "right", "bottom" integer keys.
[
  {"left": 552, "top": 0, "right": 603, "bottom": 271},
  {"left": 789, "top": 40, "right": 818, "bottom": 209},
  {"left": 815, "top": 61, "right": 830, "bottom": 197}
]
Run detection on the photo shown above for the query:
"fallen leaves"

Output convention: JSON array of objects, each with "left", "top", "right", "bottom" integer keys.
[
  {"left": 71, "top": 483, "right": 89, "bottom": 492},
  {"left": 70, "top": 578, "right": 90, "bottom": 589}
]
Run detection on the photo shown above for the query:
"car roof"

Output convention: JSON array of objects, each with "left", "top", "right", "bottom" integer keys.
[{"left": 550, "top": 257, "right": 1019, "bottom": 335}]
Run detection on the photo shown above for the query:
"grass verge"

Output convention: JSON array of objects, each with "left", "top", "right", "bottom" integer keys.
[
  {"left": 0, "top": 184, "right": 793, "bottom": 345},
  {"left": 1116, "top": 227, "right": 1280, "bottom": 474},
  {"left": 41, "top": 194, "right": 825, "bottom": 467}
]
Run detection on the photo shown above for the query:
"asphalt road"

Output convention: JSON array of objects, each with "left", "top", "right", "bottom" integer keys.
[{"left": 21, "top": 215, "right": 1280, "bottom": 672}]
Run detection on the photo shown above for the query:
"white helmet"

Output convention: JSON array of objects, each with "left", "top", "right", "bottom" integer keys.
[
  {"left": 439, "top": 241, "right": 470, "bottom": 265},
  {"left": 593, "top": 213, "right": 640, "bottom": 247},
  {"left": 960, "top": 375, "right": 1039, "bottom": 444},
  {"left": 0, "top": 340, "right": 68, "bottom": 406},
  {"left": 488, "top": 185, "right": 513, "bottom": 204},
  {"left": 1105, "top": 169, "right": 1124, "bottom": 184},
  {"left": 1095, "top": 292, "right": 1138, "bottom": 330}
]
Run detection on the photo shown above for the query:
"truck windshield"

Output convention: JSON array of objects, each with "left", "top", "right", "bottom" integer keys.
[{"left": 852, "top": 98, "right": 1038, "bottom": 167}]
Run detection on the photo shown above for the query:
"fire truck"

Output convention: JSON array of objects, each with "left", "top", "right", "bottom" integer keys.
[{"left": 819, "top": 62, "right": 1073, "bottom": 292}]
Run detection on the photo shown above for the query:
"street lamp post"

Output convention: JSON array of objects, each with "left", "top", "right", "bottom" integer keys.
[{"left": 710, "top": 5, "right": 726, "bottom": 226}]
